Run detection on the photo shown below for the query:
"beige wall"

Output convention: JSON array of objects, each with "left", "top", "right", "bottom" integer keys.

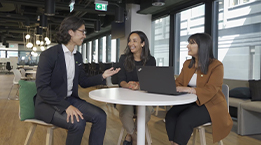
[{"left": 119, "top": 4, "right": 152, "bottom": 56}]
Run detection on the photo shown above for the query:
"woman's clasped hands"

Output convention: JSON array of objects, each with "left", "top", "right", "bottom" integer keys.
[{"left": 128, "top": 81, "right": 139, "bottom": 90}]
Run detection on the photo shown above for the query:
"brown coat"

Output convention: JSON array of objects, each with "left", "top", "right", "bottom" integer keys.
[{"left": 176, "top": 59, "right": 233, "bottom": 143}]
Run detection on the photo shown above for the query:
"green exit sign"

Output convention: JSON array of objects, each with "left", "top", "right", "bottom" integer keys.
[{"left": 95, "top": 3, "right": 107, "bottom": 11}]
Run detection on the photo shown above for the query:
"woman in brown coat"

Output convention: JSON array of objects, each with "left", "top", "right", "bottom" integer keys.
[{"left": 165, "top": 33, "right": 233, "bottom": 145}]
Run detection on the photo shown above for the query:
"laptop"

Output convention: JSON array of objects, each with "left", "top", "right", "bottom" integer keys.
[{"left": 136, "top": 66, "right": 187, "bottom": 95}]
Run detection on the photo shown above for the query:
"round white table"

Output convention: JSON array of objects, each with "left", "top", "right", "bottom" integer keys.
[{"left": 89, "top": 88, "right": 197, "bottom": 145}]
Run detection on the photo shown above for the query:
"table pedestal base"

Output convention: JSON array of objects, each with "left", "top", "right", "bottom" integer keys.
[{"left": 137, "top": 106, "right": 146, "bottom": 145}]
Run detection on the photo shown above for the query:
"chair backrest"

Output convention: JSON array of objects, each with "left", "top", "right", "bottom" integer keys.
[
  {"left": 222, "top": 84, "right": 229, "bottom": 111},
  {"left": 20, "top": 68, "right": 26, "bottom": 77},
  {"left": 13, "top": 69, "right": 22, "bottom": 84},
  {"left": 106, "top": 76, "right": 113, "bottom": 86},
  {"left": 18, "top": 80, "right": 37, "bottom": 121},
  {"left": 106, "top": 76, "right": 119, "bottom": 87},
  {"left": 6, "top": 62, "right": 12, "bottom": 70},
  {"left": 111, "top": 62, "right": 119, "bottom": 84},
  {"left": 111, "top": 73, "right": 119, "bottom": 85}
]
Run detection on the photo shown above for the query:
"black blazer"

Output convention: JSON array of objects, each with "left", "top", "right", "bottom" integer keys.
[{"left": 34, "top": 44, "right": 105, "bottom": 123}]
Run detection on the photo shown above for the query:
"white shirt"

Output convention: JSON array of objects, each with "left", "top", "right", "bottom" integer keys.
[
  {"left": 62, "top": 44, "right": 76, "bottom": 97},
  {"left": 188, "top": 73, "right": 197, "bottom": 87}
]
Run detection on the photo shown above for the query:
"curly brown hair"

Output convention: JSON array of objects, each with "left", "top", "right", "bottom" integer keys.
[{"left": 56, "top": 16, "right": 85, "bottom": 44}]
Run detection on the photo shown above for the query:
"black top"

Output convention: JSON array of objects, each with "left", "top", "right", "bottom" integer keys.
[{"left": 118, "top": 54, "right": 156, "bottom": 84}]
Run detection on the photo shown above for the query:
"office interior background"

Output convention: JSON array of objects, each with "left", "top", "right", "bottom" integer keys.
[
  {"left": 0, "top": 0, "right": 260, "bottom": 81},
  {"left": 0, "top": 0, "right": 261, "bottom": 144}
]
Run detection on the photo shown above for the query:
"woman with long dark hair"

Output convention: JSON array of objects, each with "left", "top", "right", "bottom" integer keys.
[
  {"left": 165, "top": 33, "right": 233, "bottom": 145},
  {"left": 117, "top": 31, "right": 156, "bottom": 145}
]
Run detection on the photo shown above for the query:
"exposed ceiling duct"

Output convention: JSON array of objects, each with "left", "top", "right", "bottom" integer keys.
[
  {"left": 45, "top": 0, "right": 55, "bottom": 16},
  {"left": 0, "top": 0, "right": 202, "bottom": 43}
]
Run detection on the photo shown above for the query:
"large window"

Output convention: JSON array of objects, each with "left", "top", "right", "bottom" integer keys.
[
  {"left": 92, "top": 39, "right": 98, "bottom": 63},
  {"left": 86, "top": 36, "right": 119, "bottom": 63},
  {"left": 7, "top": 51, "right": 18, "bottom": 58},
  {"left": 218, "top": 0, "right": 261, "bottom": 80},
  {"left": 111, "top": 39, "right": 117, "bottom": 62},
  {"left": 229, "top": 0, "right": 252, "bottom": 7},
  {"left": 86, "top": 41, "right": 92, "bottom": 63},
  {"left": 0, "top": 51, "right": 6, "bottom": 58},
  {"left": 18, "top": 51, "right": 38, "bottom": 65},
  {"left": 78, "top": 45, "right": 82, "bottom": 53},
  {"left": 99, "top": 36, "right": 106, "bottom": 63},
  {"left": 151, "top": 16, "right": 170, "bottom": 66},
  {"left": 175, "top": 4, "right": 205, "bottom": 74},
  {"left": 82, "top": 43, "right": 87, "bottom": 63}
]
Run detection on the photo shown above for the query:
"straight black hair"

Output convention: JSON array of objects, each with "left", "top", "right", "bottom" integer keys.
[{"left": 187, "top": 33, "right": 214, "bottom": 74}]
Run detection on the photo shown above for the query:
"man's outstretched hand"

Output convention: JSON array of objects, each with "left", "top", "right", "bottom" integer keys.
[{"left": 102, "top": 67, "right": 121, "bottom": 79}]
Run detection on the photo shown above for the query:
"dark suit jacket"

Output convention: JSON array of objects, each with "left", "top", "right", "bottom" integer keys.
[{"left": 34, "top": 44, "right": 105, "bottom": 123}]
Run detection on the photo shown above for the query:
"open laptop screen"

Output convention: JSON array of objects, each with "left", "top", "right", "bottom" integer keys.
[{"left": 136, "top": 66, "right": 186, "bottom": 95}]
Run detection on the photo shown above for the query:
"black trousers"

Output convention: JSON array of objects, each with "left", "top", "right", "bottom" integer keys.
[
  {"left": 165, "top": 102, "right": 211, "bottom": 145},
  {"left": 51, "top": 97, "right": 107, "bottom": 145}
]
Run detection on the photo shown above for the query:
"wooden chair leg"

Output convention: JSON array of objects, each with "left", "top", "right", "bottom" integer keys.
[
  {"left": 7, "top": 84, "right": 14, "bottom": 100},
  {"left": 218, "top": 140, "right": 224, "bottom": 145},
  {"left": 24, "top": 124, "right": 37, "bottom": 145},
  {"left": 117, "top": 127, "right": 125, "bottom": 145},
  {"left": 145, "top": 124, "right": 152, "bottom": 145},
  {"left": 155, "top": 106, "right": 159, "bottom": 116},
  {"left": 46, "top": 127, "right": 54, "bottom": 145},
  {"left": 15, "top": 87, "right": 19, "bottom": 100},
  {"left": 198, "top": 127, "right": 206, "bottom": 145},
  {"left": 192, "top": 128, "right": 197, "bottom": 145}
]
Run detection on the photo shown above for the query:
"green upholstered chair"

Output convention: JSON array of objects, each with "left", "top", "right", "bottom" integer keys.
[{"left": 19, "top": 80, "right": 57, "bottom": 145}]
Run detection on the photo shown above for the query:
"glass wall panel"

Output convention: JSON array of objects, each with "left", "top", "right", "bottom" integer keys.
[
  {"left": 107, "top": 35, "right": 112, "bottom": 62},
  {"left": 87, "top": 41, "right": 92, "bottom": 63},
  {"left": 82, "top": 43, "right": 87, "bottom": 63},
  {"left": 98, "top": 38, "right": 103, "bottom": 62},
  {"left": 151, "top": 16, "right": 170, "bottom": 66},
  {"left": 229, "top": 0, "right": 252, "bottom": 7},
  {"left": 78, "top": 45, "right": 82, "bottom": 53},
  {"left": 92, "top": 39, "right": 98, "bottom": 63},
  {"left": 0, "top": 51, "right": 6, "bottom": 58},
  {"left": 30, "top": 51, "right": 40, "bottom": 65},
  {"left": 18, "top": 51, "right": 39, "bottom": 65},
  {"left": 98, "top": 37, "right": 107, "bottom": 63},
  {"left": 99, "top": 36, "right": 106, "bottom": 62},
  {"left": 111, "top": 39, "right": 117, "bottom": 62},
  {"left": 7, "top": 51, "right": 18, "bottom": 58},
  {"left": 175, "top": 4, "right": 205, "bottom": 74},
  {"left": 218, "top": 0, "right": 261, "bottom": 80}
]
